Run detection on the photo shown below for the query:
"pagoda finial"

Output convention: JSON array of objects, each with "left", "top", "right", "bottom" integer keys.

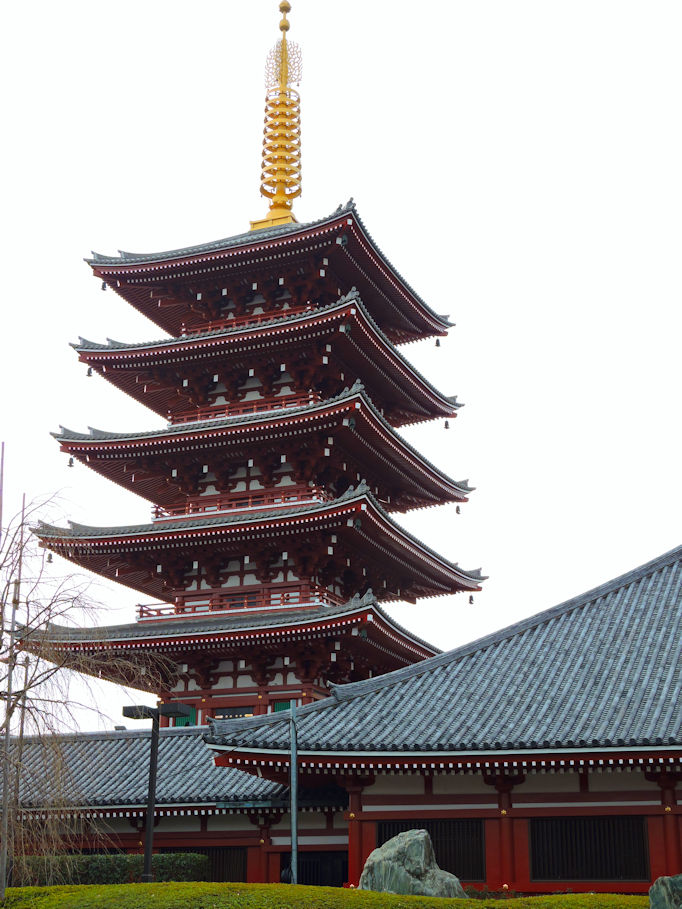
[{"left": 250, "top": 1, "right": 302, "bottom": 231}]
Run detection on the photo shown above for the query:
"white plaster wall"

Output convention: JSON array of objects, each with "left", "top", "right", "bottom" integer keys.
[
  {"left": 155, "top": 816, "right": 201, "bottom": 832},
  {"left": 589, "top": 770, "right": 655, "bottom": 791},
  {"left": 370, "top": 774, "right": 424, "bottom": 795},
  {"left": 97, "top": 817, "right": 138, "bottom": 833},
  {"left": 206, "top": 814, "right": 254, "bottom": 832},
  {"left": 518, "top": 773, "right": 580, "bottom": 793},
  {"left": 432, "top": 774, "right": 491, "bottom": 795}
]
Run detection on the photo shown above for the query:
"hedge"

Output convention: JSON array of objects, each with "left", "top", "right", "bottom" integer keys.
[
  {"left": 1, "top": 882, "right": 650, "bottom": 909},
  {"left": 10, "top": 853, "right": 209, "bottom": 887}
]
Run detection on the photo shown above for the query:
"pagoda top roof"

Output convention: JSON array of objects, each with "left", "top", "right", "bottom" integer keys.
[
  {"left": 88, "top": 204, "right": 347, "bottom": 267},
  {"left": 34, "top": 481, "right": 484, "bottom": 586},
  {"left": 205, "top": 544, "right": 682, "bottom": 758},
  {"left": 87, "top": 200, "right": 451, "bottom": 332},
  {"left": 33, "top": 591, "right": 438, "bottom": 659},
  {"left": 54, "top": 381, "right": 473, "bottom": 500}
]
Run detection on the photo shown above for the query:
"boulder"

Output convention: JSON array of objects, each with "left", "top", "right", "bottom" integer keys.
[
  {"left": 358, "top": 828, "right": 466, "bottom": 898},
  {"left": 650, "top": 874, "right": 682, "bottom": 909}
]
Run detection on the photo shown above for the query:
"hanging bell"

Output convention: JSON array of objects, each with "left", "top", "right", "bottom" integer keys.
[
  {"left": 68, "top": 457, "right": 74, "bottom": 468},
  {"left": 444, "top": 420, "right": 450, "bottom": 430},
  {"left": 456, "top": 505, "right": 461, "bottom": 515},
  {"left": 435, "top": 339, "right": 440, "bottom": 347},
  {"left": 469, "top": 595, "right": 474, "bottom": 605},
  {"left": 87, "top": 367, "right": 93, "bottom": 377},
  {"left": 101, "top": 282, "right": 107, "bottom": 291},
  {"left": 47, "top": 552, "right": 53, "bottom": 564}
]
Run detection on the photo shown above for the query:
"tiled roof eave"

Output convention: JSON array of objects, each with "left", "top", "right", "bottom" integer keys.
[
  {"left": 73, "top": 291, "right": 458, "bottom": 418},
  {"left": 54, "top": 385, "right": 472, "bottom": 499},
  {"left": 34, "top": 484, "right": 485, "bottom": 587},
  {"left": 204, "top": 740, "right": 682, "bottom": 770},
  {"left": 36, "top": 597, "right": 440, "bottom": 658},
  {"left": 87, "top": 206, "right": 354, "bottom": 268},
  {"left": 87, "top": 201, "right": 449, "bottom": 333}
]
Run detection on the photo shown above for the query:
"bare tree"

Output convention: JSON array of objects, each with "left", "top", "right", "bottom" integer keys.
[{"left": 0, "top": 498, "right": 175, "bottom": 896}]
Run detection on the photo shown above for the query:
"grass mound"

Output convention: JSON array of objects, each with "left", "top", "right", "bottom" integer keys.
[{"left": 2, "top": 882, "right": 649, "bottom": 909}]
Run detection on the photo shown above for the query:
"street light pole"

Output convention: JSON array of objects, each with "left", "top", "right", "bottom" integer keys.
[
  {"left": 289, "top": 698, "right": 298, "bottom": 885},
  {"left": 142, "top": 709, "right": 160, "bottom": 883},
  {"left": 122, "top": 702, "right": 192, "bottom": 883}
]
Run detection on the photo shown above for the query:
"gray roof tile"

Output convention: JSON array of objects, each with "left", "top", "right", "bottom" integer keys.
[
  {"left": 9, "top": 726, "right": 283, "bottom": 809},
  {"left": 72, "top": 290, "right": 461, "bottom": 418},
  {"left": 53, "top": 381, "right": 472, "bottom": 497},
  {"left": 87, "top": 200, "right": 450, "bottom": 331},
  {"left": 38, "top": 592, "right": 438, "bottom": 659},
  {"left": 34, "top": 484, "right": 485, "bottom": 585},
  {"left": 206, "top": 545, "right": 682, "bottom": 754}
]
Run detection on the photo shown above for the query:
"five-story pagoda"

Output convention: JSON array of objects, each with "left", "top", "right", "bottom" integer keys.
[{"left": 35, "top": 2, "right": 482, "bottom": 724}]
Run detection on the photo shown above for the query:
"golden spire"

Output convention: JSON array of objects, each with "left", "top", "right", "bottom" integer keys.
[{"left": 250, "top": 1, "right": 302, "bottom": 231}]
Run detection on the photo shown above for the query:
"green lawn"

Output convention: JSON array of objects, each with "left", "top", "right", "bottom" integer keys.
[{"left": 1, "top": 882, "right": 650, "bottom": 909}]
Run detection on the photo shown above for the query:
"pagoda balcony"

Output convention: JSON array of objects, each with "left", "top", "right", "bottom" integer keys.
[
  {"left": 136, "top": 581, "right": 344, "bottom": 621},
  {"left": 179, "top": 302, "right": 315, "bottom": 336},
  {"left": 170, "top": 390, "right": 322, "bottom": 425},
  {"left": 151, "top": 485, "right": 331, "bottom": 521}
]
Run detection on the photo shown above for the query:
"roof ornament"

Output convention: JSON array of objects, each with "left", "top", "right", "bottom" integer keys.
[{"left": 250, "top": 2, "right": 302, "bottom": 231}]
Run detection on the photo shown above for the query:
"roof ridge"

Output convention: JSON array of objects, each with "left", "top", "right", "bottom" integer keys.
[
  {"left": 87, "top": 208, "right": 344, "bottom": 266},
  {"left": 13, "top": 725, "right": 209, "bottom": 745}
]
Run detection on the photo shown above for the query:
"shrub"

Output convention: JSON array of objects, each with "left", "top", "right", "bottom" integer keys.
[{"left": 11, "top": 852, "right": 209, "bottom": 887}]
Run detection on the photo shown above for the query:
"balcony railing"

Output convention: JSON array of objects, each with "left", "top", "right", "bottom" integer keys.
[
  {"left": 180, "top": 302, "right": 315, "bottom": 336},
  {"left": 170, "top": 390, "right": 322, "bottom": 425},
  {"left": 152, "top": 486, "right": 331, "bottom": 520},
  {"left": 137, "top": 581, "right": 344, "bottom": 621}
]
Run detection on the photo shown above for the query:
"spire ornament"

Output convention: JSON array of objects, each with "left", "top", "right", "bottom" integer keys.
[{"left": 250, "top": 1, "right": 302, "bottom": 231}]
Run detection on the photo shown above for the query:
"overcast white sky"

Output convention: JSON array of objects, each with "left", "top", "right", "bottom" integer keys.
[{"left": 2, "top": 1, "right": 681, "bottom": 727}]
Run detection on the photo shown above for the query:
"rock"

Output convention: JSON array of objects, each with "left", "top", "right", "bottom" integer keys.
[
  {"left": 650, "top": 874, "right": 682, "bottom": 909},
  {"left": 358, "top": 828, "right": 466, "bottom": 898}
]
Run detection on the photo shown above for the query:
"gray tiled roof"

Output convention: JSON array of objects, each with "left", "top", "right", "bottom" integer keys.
[
  {"left": 34, "top": 483, "right": 485, "bottom": 585},
  {"left": 10, "top": 726, "right": 284, "bottom": 809},
  {"left": 72, "top": 290, "right": 461, "bottom": 417},
  {"left": 87, "top": 200, "right": 450, "bottom": 330},
  {"left": 53, "top": 381, "right": 472, "bottom": 497},
  {"left": 206, "top": 545, "right": 682, "bottom": 754},
  {"left": 88, "top": 205, "right": 352, "bottom": 266},
  {"left": 35, "top": 482, "right": 370, "bottom": 538},
  {"left": 39, "top": 592, "right": 439, "bottom": 658}
]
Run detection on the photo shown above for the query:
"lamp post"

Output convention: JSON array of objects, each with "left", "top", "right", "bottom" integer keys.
[
  {"left": 289, "top": 698, "right": 298, "bottom": 885},
  {"left": 122, "top": 702, "right": 192, "bottom": 882}
]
